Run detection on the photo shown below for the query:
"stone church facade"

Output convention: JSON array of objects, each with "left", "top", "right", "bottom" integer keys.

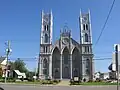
[{"left": 39, "top": 10, "right": 94, "bottom": 80}]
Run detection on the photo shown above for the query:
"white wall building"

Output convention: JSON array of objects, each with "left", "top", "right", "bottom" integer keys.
[
  {"left": 103, "top": 73, "right": 109, "bottom": 80},
  {"left": 94, "top": 72, "right": 110, "bottom": 80},
  {"left": 108, "top": 44, "right": 120, "bottom": 80},
  {"left": 94, "top": 72, "right": 101, "bottom": 80}
]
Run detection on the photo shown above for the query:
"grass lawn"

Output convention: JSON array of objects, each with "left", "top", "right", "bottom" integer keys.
[{"left": 78, "top": 82, "right": 118, "bottom": 85}]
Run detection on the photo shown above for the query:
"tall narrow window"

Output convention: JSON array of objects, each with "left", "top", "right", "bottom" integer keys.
[
  {"left": 85, "top": 33, "right": 88, "bottom": 42},
  {"left": 44, "top": 25, "right": 46, "bottom": 31},
  {"left": 85, "top": 46, "right": 87, "bottom": 52},
  {"left": 44, "top": 46, "right": 45, "bottom": 53},
  {"left": 87, "top": 47, "right": 89, "bottom": 52},
  {"left": 43, "top": 58, "right": 48, "bottom": 75},
  {"left": 83, "top": 24, "right": 85, "bottom": 30},
  {"left": 85, "top": 46, "right": 89, "bottom": 53},
  {"left": 85, "top": 59, "right": 90, "bottom": 75},
  {"left": 46, "top": 47, "right": 47, "bottom": 53},
  {"left": 41, "top": 47, "right": 44, "bottom": 53},
  {"left": 47, "top": 25, "right": 49, "bottom": 31},
  {"left": 86, "top": 59, "right": 89, "bottom": 68},
  {"left": 86, "top": 24, "right": 88, "bottom": 30},
  {"left": 45, "top": 33, "right": 48, "bottom": 43}
]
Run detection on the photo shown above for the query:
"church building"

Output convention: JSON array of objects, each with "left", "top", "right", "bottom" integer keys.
[{"left": 39, "top": 10, "right": 94, "bottom": 81}]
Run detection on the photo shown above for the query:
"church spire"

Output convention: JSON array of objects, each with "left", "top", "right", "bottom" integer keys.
[{"left": 40, "top": 10, "right": 53, "bottom": 44}]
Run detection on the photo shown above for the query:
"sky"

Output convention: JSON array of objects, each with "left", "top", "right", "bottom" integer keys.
[{"left": 0, "top": 0, "right": 120, "bottom": 72}]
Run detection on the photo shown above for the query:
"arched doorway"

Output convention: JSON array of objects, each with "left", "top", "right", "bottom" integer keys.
[
  {"left": 62, "top": 47, "right": 70, "bottom": 79},
  {"left": 86, "top": 59, "right": 90, "bottom": 75},
  {"left": 52, "top": 47, "right": 60, "bottom": 79},
  {"left": 72, "top": 47, "right": 80, "bottom": 77}
]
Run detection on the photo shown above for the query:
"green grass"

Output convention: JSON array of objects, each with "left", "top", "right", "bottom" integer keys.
[
  {"left": 72, "top": 82, "right": 119, "bottom": 85},
  {"left": 81, "top": 82, "right": 114, "bottom": 85}
]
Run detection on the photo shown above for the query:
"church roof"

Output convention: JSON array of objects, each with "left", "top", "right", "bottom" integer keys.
[
  {"left": 51, "top": 38, "right": 80, "bottom": 53},
  {"left": 0, "top": 57, "right": 6, "bottom": 63},
  {"left": 71, "top": 38, "right": 80, "bottom": 46}
]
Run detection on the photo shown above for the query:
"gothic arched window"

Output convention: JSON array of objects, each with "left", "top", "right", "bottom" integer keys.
[
  {"left": 45, "top": 33, "right": 48, "bottom": 43},
  {"left": 43, "top": 58, "right": 48, "bottom": 75},
  {"left": 43, "top": 58, "right": 48, "bottom": 68},
  {"left": 86, "top": 59, "right": 90, "bottom": 75},
  {"left": 86, "top": 59, "right": 89, "bottom": 68},
  {"left": 85, "top": 33, "right": 88, "bottom": 42}
]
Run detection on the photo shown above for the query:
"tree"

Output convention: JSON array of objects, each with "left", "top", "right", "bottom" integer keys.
[
  {"left": 9, "top": 58, "right": 28, "bottom": 73},
  {"left": 14, "top": 58, "right": 28, "bottom": 73},
  {"left": 26, "top": 71, "right": 35, "bottom": 78}
]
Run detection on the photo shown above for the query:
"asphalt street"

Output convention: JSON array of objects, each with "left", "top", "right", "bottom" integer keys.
[{"left": 0, "top": 84, "right": 118, "bottom": 90}]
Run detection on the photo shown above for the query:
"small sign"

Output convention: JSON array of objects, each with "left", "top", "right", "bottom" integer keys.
[{"left": 74, "top": 77, "right": 79, "bottom": 81}]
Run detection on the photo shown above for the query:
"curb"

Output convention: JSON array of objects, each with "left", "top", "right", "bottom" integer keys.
[{"left": 0, "top": 83, "right": 71, "bottom": 86}]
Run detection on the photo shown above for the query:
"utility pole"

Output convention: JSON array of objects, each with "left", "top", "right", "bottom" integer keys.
[
  {"left": 5, "top": 41, "right": 11, "bottom": 83},
  {"left": 115, "top": 44, "right": 119, "bottom": 90},
  {"left": 35, "top": 56, "right": 38, "bottom": 81}
]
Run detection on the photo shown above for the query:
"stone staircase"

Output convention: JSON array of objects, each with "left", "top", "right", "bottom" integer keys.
[{"left": 57, "top": 79, "right": 70, "bottom": 86}]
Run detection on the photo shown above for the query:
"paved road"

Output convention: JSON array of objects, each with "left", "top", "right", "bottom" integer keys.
[{"left": 0, "top": 84, "right": 118, "bottom": 90}]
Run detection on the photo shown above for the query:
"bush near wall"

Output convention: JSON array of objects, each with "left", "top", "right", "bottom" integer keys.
[
  {"left": 70, "top": 79, "right": 81, "bottom": 85},
  {"left": 40, "top": 79, "right": 61, "bottom": 85},
  {"left": 0, "top": 77, "right": 16, "bottom": 82},
  {"left": 7, "top": 77, "right": 16, "bottom": 82}
]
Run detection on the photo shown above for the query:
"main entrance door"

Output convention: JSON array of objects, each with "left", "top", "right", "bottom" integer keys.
[
  {"left": 63, "top": 66, "right": 69, "bottom": 78},
  {"left": 62, "top": 47, "right": 70, "bottom": 79}
]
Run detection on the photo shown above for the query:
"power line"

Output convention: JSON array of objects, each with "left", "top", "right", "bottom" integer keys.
[
  {"left": 93, "top": 58, "right": 112, "bottom": 60},
  {"left": 8, "top": 57, "right": 112, "bottom": 61},
  {"left": 93, "top": 0, "right": 116, "bottom": 49}
]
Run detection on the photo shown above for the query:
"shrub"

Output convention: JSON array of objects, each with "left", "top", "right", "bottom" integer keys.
[
  {"left": 49, "top": 80, "right": 54, "bottom": 84},
  {"left": 95, "top": 78, "right": 102, "bottom": 82},
  {"left": 33, "top": 79, "right": 60, "bottom": 85},
  {"left": 0, "top": 79, "right": 4, "bottom": 82},
  {"left": 88, "top": 80, "right": 93, "bottom": 82},
  {"left": 7, "top": 79, "right": 15, "bottom": 82},
  {"left": 70, "top": 79, "right": 74, "bottom": 85},
  {"left": 26, "top": 78, "right": 34, "bottom": 82},
  {"left": 7, "top": 77, "right": 16, "bottom": 82},
  {"left": 53, "top": 79, "right": 59, "bottom": 83},
  {"left": 70, "top": 79, "right": 81, "bottom": 85},
  {"left": 83, "top": 78, "right": 86, "bottom": 82},
  {"left": 40, "top": 80, "right": 51, "bottom": 84}
]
